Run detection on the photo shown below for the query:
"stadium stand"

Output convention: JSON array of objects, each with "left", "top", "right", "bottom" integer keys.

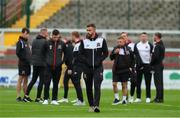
[
  {"left": 39, "top": 0, "right": 180, "bottom": 30},
  {"left": 38, "top": 0, "right": 180, "bottom": 48},
  {"left": 11, "top": 0, "right": 70, "bottom": 28}
]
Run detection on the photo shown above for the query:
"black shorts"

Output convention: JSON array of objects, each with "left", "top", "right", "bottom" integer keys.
[
  {"left": 18, "top": 65, "right": 31, "bottom": 76},
  {"left": 113, "top": 72, "right": 130, "bottom": 82}
]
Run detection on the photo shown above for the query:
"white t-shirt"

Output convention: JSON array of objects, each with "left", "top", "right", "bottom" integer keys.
[{"left": 136, "top": 41, "right": 151, "bottom": 64}]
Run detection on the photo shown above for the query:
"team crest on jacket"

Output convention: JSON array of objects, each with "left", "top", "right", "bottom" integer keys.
[
  {"left": 97, "top": 43, "right": 100, "bottom": 47},
  {"left": 86, "top": 44, "right": 90, "bottom": 47},
  {"left": 73, "top": 43, "right": 80, "bottom": 52},
  {"left": 58, "top": 45, "right": 62, "bottom": 49},
  {"left": 49, "top": 45, "right": 52, "bottom": 50}
]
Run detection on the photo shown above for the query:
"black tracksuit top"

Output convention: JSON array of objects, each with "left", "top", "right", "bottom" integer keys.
[
  {"left": 16, "top": 36, "right": 31, "bottom": 66},
  {"left": 79, "top": 34, "right": 108, "bottom": 68},
  {"left": 151, "top": 40, "right": 165, "bottom": 66},
  {"left": 64, "top": 41, "right": 74, "bottom": 69},
  {"left": 45, "top": 39, "right": 66, "bottom": 68},
  {"left": 31, "top": 35, "right": 47, "bottom": 66},
  {"left": 110, "top": 45, "right": 135, "bottom": 73}
]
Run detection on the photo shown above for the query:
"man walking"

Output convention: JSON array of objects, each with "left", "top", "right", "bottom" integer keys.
[{"left": 79, "top": 24, "right": 108, "bottom": 112}]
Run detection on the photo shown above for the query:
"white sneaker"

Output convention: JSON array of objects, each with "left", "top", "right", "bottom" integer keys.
[
  {"left": 51, "top": 100, "right": 59, "bottom": 105},
  {"left": 42, "top": 100, "right": 48, "bottom": 105},
  {"left": 88, "top": 107, "right": 95, "bottom": 112},
  {"left": 71, "top": 99, "right": 78, "bottom": 103},
  {"left": 73, "top": 100, "right": 85, "bottom": 106},
  {"left": 146, "top": 98, "right": 151, "bottom": 103},
  {"left": 129, "top": 96, "right": 134, "bottom": 103},
  {"left": 134, "top": 98, "right": 142, "bottom": 103},
  {"left": 58, "top": 98, "right": 68, "bottom": 103}
]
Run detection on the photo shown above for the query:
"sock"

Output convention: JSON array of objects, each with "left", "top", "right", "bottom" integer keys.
[
  {"left": 122, "top": 96, "right": 127, "bottom": 101},
  {"left": 114, "top": 93, "right": 119, "bottom": 100}
]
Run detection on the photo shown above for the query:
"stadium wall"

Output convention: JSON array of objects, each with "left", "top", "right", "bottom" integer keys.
[{"left": 0, "top": 69, "right": 180, "bottom": 89}]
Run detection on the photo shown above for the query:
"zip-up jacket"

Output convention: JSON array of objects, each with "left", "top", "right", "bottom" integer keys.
[
  {"left": 110, "top": 45, "right": 135, "bottom": 73},
  {"left": 31, "top": 35, "right": 47, "bottom": 66},
  {"left": 134, "top": 41, "right": 153, "bottom": 68},
  {"left": 72, "top": 40, "right": 85, "bottom": 67},
  {"left": 64, "top": 40, "right": 74, "bottom": 69},
  {"left": 16, "top": 36, "right": 31, "bottom": 66},
  {"left": 79, "top": 34, "right": 108, "bottom": 68},
  {"left": 45, "top": 39, "right": 66, "bottom": 68},
  {"left": 151, "top": 40, "right": 165, "bottom": 66}
]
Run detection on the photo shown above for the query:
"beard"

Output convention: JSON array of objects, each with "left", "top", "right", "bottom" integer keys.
[{"left": 86, "top": 33, "right": 93, "bottom": 39}]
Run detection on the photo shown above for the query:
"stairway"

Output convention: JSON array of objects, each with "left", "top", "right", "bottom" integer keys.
[{"left": 11, "top": 0, "right": 70, "bottom": 28}]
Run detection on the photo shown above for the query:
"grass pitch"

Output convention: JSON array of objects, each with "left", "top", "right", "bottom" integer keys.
[{"left": 0, "top": 87, "right": 180, "bottom": 117}]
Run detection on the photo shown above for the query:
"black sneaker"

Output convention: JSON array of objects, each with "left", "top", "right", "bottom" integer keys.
[
  {"left": 16, "top": 97, "right": 22, "bottom": 102},
  {"left": 151, "top": 99, "right": 164, "bottom": 103},
  {"left": 23, "top": 96, "right": 33, "bottom": 102},
  {"left": 94, "top": 106, "right": 100, "bottom": 113},
  {"left": 112, "top": 98, "right": 120, "bottom": 105},
  {"left": 35, "top": 98, "right": 43, "bottom": 103},
  {"left": 122, "top": 100, "right": 127, "bottom": 105}
]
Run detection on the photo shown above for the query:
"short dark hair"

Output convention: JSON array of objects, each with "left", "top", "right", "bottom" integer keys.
[
  {"left": 141, "top": 32, "right": 147, "bottom": 35},
  {"left": 21, "top": 28, "right": 30, "bottom": 34},
  {"left": 87, "top": 23, "right": 96, "bottom": 28},
  {"left": 52, "top": 29, "right": 60, "bottom": 35},
  {"left": 155, "top": 32, "right": 162, "bottom": 39}
]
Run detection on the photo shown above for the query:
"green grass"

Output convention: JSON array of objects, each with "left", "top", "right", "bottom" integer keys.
[{"left": 0, "top": 87, "right": 180, "bottom": 117}]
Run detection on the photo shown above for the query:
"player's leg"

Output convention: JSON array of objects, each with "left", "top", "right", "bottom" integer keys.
[
  {"left": 93, "top": 67, "right": 103, "bottom": 113},
  {"left": 58, "top": 69, "right": 69, "bottom": 103},
  {"left": 16, "top": 75, "right": 23, "bottom": 101},
  {"left": 112, "top": 72, "right": 120, "bottom": 105},
  {"left": 121, "top": 81, "right": 128, "bottom": 104},
  {"left": 135, "top": 70, "right": 143, "bottom": 102},
  {"left": 35, "top": 66, "right": 45, "bottom": 102},
  {"left": 129, "top": 82, "right": 136, "bottom": 103},
  {"left": 153, "top": 65, "right": 164, "bottom": 103},
  {"left": 25, "top": 66, "right": 39, "bottom": 98},
  {"left": 42, "top": 67, "right": 51, "bottom": 105},
  {"left": 22, "top": 75, "right": 30, "bottom": 102},
  {"left": 51, "top": 66, "right": 61, "bottom": 105},
  {"left": 63, "top": 69, "right": 69, "bottom": 99},
  {"left": 71, "top": 67, "right": 84, "bottom": 105},
  {"left": 144, "top": 69, "right": 152, "bottom": 103},
  {"left": 84, "top": 71, "right": 94, "bottom": 110}
]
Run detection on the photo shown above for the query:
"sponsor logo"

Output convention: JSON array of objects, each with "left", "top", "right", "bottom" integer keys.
[
  {"left": 58, "top": 45, "right": 62, "bottom": 49},
  {"left": 97, "top": 43, "right": 100, "bottom": 47},
  {"left": 49, "top": 45, "right": 52, "bottom": 50},
  {"left": 170, "top": 72, "right": 180, "bottom": 80},
  {"left": 0, "top": 76, "right": 9, "bottom": 84}
]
